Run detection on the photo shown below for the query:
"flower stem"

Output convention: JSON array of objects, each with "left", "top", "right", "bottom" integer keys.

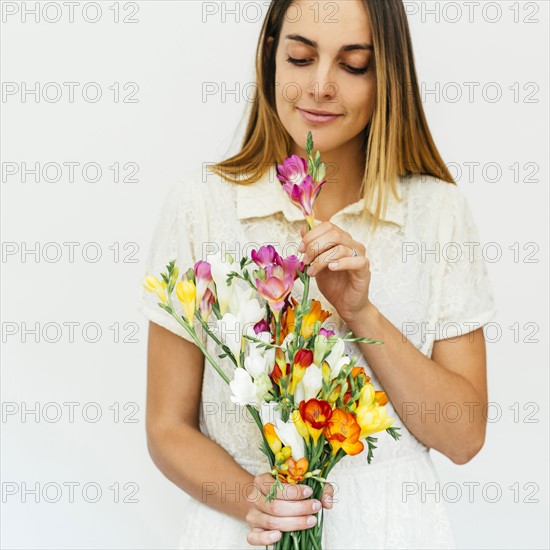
[{"left": 166, "top": 300, "right": 231, "bottom": 385}]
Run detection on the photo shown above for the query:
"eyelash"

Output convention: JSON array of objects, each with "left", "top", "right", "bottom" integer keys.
[{"left": 285, "top": 55, "right": 369, "bottom": 75}]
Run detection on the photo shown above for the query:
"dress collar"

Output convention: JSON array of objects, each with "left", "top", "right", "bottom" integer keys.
[{"left": 235, "top": 164, "right": 405, "bottom": 227}]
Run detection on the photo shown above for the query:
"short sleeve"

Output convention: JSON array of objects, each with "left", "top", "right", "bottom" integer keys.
[
  {"left": 137, "top": 179, "right": 208, "bottom": 348},
  {"left": 433, "top": 186, "right": 497, "bottom": 341}
]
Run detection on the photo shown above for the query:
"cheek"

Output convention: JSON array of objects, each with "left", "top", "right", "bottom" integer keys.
[{"left": 343, "top": 78, "right": 376, "bottom": 120}]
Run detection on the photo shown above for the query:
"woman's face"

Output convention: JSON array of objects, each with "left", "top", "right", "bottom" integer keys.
[{"left": 272, "top": 0, "right": 377, "bottom": 155}]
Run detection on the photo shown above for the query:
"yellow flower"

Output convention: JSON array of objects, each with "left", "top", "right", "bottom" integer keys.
[
  {"left": 291, "top": 409, "right": 310, "bottom": 442},
  {"left": 356, "top": 404, "right": 395, "bottom": 438},
  {"left": 358, "top": 383, "right": 376, "bottom": 408},
  {"left": 263, "top": 423, "right": 283, "bottom": 454},
  {"left": 176, "top": 280, "right": 196, "bottom": 323},
  {"left": 143, "top": 275, "right": 168, "bottom": 305}
]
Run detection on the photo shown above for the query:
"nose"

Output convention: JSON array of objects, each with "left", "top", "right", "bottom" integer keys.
[{"left": 307, "top": 60, "right": 338, "bottom": 103}]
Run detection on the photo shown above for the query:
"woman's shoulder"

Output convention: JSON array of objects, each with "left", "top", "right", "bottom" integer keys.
[
  {"left": 399, "top": 172, "right": 459, "bottom": 201},
  {"left": 399, "top": 173, "right": 469, "bottom": 215},
  {"left": 397, "top": 173, "right": 472, "bottom": 236}
]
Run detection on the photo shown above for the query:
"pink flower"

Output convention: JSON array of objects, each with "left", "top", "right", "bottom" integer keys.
[
  {"left": 277, "top": 156, "right": 327, "bottom": 227},
  {"left": 251, "top": 245, "right": 281, "bottom": 269},
  {"left": 254, "top": 319, "right": 270, "bottom": 334},
  {"left": 194, "top": 260, "right": 212, "bottom": 304},
  {"left": 276, "top": 154, "right": 309, "bottom": 187},
  {"left": 319, "top": 327, "right": 335, "bottom": 338},
  {"left": 276, "top": 254, "right": 305, "bottom": 281},
  {"left": 256, "top": 275, "right": 295, "bottom": 321}
]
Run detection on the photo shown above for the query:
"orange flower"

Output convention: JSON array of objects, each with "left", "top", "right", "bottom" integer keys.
[
  {"left": 299, "top": 398, "right": 333, "bottom": 444},
  {"left": 375, "top": 391, "right": 388, "bottom": 406},
  {"left": 301, "top": 299, "right": 331, "bottom": 339},
  {"left": 351, "top": 366, "right": 371, "bottom": 385},
  {"left": 271, "top": 361, "right": 290, "bottom": 392},
  {"left": 277, "top": 456, "right": 309, "bottom": 484},
  {"left": 324, "top": 408, "right": 364, "bottom": 456},
  {"left": 279, "top": 297, "right": 298, "bottom": 343},
  {"left": 280, "top": 297, "right": 331, "bottom": 341},
  {"left": 288, "top": 349, "right": 314, "bottom": 395},
  {"left": 263, "top": 423, "right": 283, "bottom": 455}
]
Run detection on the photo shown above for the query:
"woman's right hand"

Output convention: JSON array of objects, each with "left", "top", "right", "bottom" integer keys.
[{"left": 245, "top": 472, "right": 335, "bottom": 547}]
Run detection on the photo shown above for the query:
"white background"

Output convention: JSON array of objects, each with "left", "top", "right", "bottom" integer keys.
[{"left": 1, "top": 1, "right": 548, "bottom": 548}]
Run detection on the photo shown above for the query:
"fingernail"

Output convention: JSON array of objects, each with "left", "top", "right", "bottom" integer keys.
[
  {"left": 298, "top": 242, "right": 305, "bottom": 253},
  {"left": 303, "top": 486, "right": 313, "bottom": 497},
  {"left": 307, "top": 265, "right": 315, "bottom": 276},
  {"left": 270, "top": 531, "right": 281, "bottom": 542},
  {"left": 323, "top": 495, "right": 333, "bottom": 505},
  {"left": 307, "top": 516, "right": 317, "bottom": 526},
  {"left": 312, "top": 500, "right": 321, "bottom": 512}
]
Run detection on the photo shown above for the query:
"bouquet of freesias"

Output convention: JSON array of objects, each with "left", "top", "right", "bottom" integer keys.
[{"left": 143, "top": 132, "right": 401, "bottom": 549}]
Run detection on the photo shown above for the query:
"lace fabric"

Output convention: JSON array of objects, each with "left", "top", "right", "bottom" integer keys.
[{"left": 137, "top": 167, "right": 497, "bottom": 549}]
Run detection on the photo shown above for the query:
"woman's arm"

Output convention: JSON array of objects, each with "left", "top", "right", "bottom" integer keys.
[
  {"left": 145, "top": 321, "right": 254, "bottom": 521},
  {"left": 347, "top": 304, "right": 488, "bottom": 465}
]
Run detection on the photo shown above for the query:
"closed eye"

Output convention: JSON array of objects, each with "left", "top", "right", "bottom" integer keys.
[{"left": 285, "top": 55, "right": 368, "bottom": 75}]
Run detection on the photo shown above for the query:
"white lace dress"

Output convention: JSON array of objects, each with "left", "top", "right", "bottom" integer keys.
[{"left": 137, "top": 165, "right": 497, "bottom": 549}]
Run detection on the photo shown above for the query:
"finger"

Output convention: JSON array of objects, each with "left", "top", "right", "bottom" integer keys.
[
  {"left": 298, "top": 222, "right": 336, "bottom": 260},
  {"left": 326, "top": 255, "right": 370, "bottom": 272},
  {"left": 254, "top": 493, "right": 322, "bottom": 517},
  {"left": 247, "top": 508, "right": 318, "bottom": 533},
  {"left": 251, "top": 474, "right": 314, "bottom": 501},
  {"left": 307, "top": 243, "right": 358, "bottom": 276},
  {"left": 247, "top": 527, "right": 282, "bottom": 547},
  {"left": 321, "top": 483, "right": 335, "bottom": 510}
]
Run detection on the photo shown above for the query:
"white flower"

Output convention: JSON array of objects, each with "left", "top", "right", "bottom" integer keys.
[
  {"left": 246, "top": 329, "right": 276, "bottom": 374},
  {"left": 313, "top": 334, "right": 329, "bottom": 365},
  {"left": 229, "top": 368, "right": 257, "bottom": 406},
  {"left": 274, "top": 417, "right": 306, "bottom": 461},
  {"left": 295, "top": 363, "right": 323, "bottom": 402},
  {"left": 216, "top": 312, "right": 242, "bottom": 357},
  {"left": 324, "top": 338, "right": 350, "bottom": 379},
  {"left": 210, "top": 258, "right": 237, "bottom": 316},
  {"left": 254, "top": 372, "right": 272, "bottom": 404},
  {"left": 260, "top": 401, "right": 282, "bottom": 425},
  {"left": 216, "top": 301, "right": 266, "bottom": 360}
]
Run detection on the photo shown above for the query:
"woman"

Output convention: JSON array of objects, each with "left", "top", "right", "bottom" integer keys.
[{"left": 139, "top": 0, "right": 496, "bottom": 548}]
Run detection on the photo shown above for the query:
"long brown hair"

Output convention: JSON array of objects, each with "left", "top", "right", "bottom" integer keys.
[{"left": 208, "top": 0, "right": 455, "bottom": 233}]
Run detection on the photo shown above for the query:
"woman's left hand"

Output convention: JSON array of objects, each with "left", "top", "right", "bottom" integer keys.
[{"left": 298, "top": 221, "right": 372, "bottom": 325}]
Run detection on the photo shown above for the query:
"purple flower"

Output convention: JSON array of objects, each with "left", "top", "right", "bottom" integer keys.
[
  {"left": 276, "top": 254, "right": 305, "bottom": 281},
  {"left": 251, "top": 245, "right": 280, "bottom": 269},
  {"left": 254, "top": 319, "right": 270, "bottom": 334},
  {"left": 276, "top": 154, "right": 309, "bottom": 187},
  {"left": 194, "top": 260, "right": 213, "bottom": 304},
  {"left": 277, "top": 156, "right": 327, "bottom": 227}
]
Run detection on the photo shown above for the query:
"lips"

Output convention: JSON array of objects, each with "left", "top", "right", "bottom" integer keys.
[
  {"left": 299, "top": 108, "right": 342, "bottom": 116},
  {"left": 297, "top": 108, "right": 343, "bottom": 125}
]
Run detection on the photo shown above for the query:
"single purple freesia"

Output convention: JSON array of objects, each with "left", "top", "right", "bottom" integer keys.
[
  {"left": 277, "top": 156, "right": 327, "bottom": 227},
  {"left": 254, "top": 319, "right": 270, "bottom": 334},
  {"left": 319, "top": 327, "right": 335, "bottom": 338},
  {"left": 251, "top": 245, "right": 280, "bottom": 269},
  {"left": 276, "top": 154, "right": 309, "bottom": 187}
]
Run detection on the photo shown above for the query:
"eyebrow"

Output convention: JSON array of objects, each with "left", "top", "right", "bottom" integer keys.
[{"left": 284, "top": 34, "right": 374, "bottom": 52}]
